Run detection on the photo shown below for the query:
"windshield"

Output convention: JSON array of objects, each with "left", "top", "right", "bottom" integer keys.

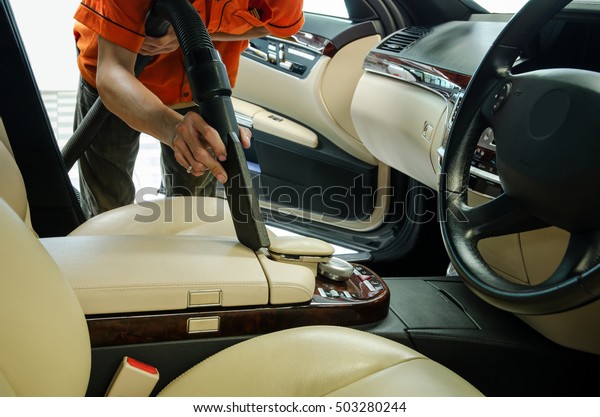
[{"left": 472, "top": 0, "right": 530, "bottom": 13}]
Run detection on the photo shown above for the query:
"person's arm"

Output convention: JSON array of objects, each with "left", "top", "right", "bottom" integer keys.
[
  {"left": 96, "top": 35, "right": 229, "bottom": 181},
  {"left": 137, "top": 26, "right": 256, "bottom": 148}
]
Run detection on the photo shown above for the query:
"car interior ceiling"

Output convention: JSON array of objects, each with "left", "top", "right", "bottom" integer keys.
[{"left": 2, "top": 0, "right": 600, "bottom": 397}]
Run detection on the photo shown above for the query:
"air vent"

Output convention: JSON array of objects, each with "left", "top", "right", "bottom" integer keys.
[{"left": 379, "top": 27, "right": 430, "bottom": 53}]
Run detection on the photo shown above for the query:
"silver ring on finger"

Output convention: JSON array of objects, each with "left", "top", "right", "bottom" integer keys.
[{"left": 186, "top": 164, "right": 193, "bottom": 174}]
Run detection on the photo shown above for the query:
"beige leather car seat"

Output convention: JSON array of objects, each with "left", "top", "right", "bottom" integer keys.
[
  {"left": 0, "top": 116, "right": 236, "bottom": 239},
  {"left": 68, "top": 195, "right": 237, "bottom": 237},
  {"left": 0, "top": 121, "right": 34, "bottom": 231},
  {"left": 1, "top": 117, "right": 334, "bottom": 271},
  {"left": 0, "top": 118, "right": 329, "bottom": 268},
  {"left": 0, "top": 119, "right": 328, "bottom": 312},
  {"left": 0, "top": 198, "right": 481, "bottom": 397}
]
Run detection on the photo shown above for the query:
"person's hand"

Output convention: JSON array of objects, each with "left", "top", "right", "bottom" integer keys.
[
  {"left": 171, "top": 112, "right": 229, "bottom": 182},
  {"left": 170, "top": 113, "right": 254, "bottom": 182},
  {"left": 239, "top": 126, "right": 252, "bottom": 149},
  {"left": 140, "top": 25, "right": 179, "bottom": 56}
]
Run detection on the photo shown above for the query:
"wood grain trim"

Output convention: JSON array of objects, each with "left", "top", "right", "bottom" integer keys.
[{"left": 87, "top": 265, "right": 390, "bottom": 347}]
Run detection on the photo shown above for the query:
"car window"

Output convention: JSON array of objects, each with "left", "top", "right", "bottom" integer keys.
[
  {"left": 472, "top": 0, "right": 529, "bottom": 13},
  {"left": 303, "top": 0, "right": 349, "bottom": 18}
]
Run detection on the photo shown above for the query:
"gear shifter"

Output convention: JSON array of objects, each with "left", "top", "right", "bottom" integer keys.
[{"left": 317, "top": 257, "right": 354, "bottom": 282}]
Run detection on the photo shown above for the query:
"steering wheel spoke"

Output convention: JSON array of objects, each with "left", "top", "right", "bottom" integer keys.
[
  {"left": 461, "top": 193, "right": 546, "bottom": 240},
  {"left": 545, "top": 230, "right": 600, "bottom": 286},
  {"left": 440, "top": 0, "right": 600, "bottom": 314}
]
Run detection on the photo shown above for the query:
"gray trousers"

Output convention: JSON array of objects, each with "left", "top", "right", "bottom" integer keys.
[{"left": 74, "top": 78, "right": 216, "bottom": 219}]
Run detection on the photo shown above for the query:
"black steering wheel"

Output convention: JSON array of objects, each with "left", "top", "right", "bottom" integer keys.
[{"left": 440, "top": 0, "right": 600, "bottom": 315}]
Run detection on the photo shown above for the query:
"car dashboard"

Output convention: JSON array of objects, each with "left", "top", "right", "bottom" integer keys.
[
  {"left": 351, "top": 5, "right": 600, "bottom": 286},
  {"left": 355, "top": 6, "right": 600, "bottom": 198},
  {"left": 358, "top": 20, "right": 505, "bottom": 196}
]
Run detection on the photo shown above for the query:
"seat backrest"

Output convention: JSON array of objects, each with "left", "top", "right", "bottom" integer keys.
[
  {"left": 0, "top": 117, "right": 32, "bottom": 228},
  {"left": 0, "top": 198, "right": 90, "bottom": 396}
]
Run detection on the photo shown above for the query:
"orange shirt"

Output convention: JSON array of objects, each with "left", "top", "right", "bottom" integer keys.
[{"left": 74, "top": 0, "right": 304, "bottom": 106}]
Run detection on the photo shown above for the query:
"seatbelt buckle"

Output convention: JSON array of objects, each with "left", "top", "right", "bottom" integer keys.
[{"left": 105, "top": 356, "right": 160, "bottom": 397}]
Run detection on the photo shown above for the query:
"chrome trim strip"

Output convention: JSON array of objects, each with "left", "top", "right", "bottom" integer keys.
[
  {"left": 268, "top": 251, "right": 332, "bottom": 264},
  {"left": 364, "top": 53, "right": 465, "bottom": 100},
  {"left": 470, "top": 166, "right": 501, "bottom": 185},
  {"left": 259, "top": 32, "right": 329, "bottom": 56},
  {"left": 188, "top": 290, "right": 222, "bottom": 308},
  {"left": 187, "top": 317, "right": 221, "bottom": 334},
  {"left": 289, "top": 31, "right": 329, "bottom": 54},
  {"left": 288, "top": 47, "right": 317, "bottom": 61},
  {"left": 235, "top": 112, "right": 253, "bottom": 128},
  {"left": 437, "top": 146, "right": 445, "bottom": 159},
  {"left": 247, "top": 45, "right": 268, "bottom": 61}
]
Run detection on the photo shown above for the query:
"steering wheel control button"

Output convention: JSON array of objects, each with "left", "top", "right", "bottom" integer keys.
[
  {"left": 317, "top": 257, "right": 354, "bottom": 282},
  {"left": 469, "top": 127, "right": 500, "bottom": 197},
  {"left": 492, "top": 82, "right": 512, "bottom": 113},
  {"left": 480, "top": 127, "right": 495, "bottom": 146}
]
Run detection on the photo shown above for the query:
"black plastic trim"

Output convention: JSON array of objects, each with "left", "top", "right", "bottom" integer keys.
[{"left": 0, "top": 0, "right": 85, "bottom": 236}]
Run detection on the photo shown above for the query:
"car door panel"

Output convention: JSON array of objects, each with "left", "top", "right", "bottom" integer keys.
[
  {"left": 233, "top": 15, "right": 388, "bottom": 232},
  {"left": 236, "top": 55, "right": 375, "bottom": 164},
  {"left": 233, "top": 97, "right": 319, "bottom": 149}
]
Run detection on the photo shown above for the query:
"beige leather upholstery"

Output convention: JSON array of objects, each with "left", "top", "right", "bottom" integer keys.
[
  {"left": 252, "top": 109, "right": 319, "bottom": 148},
  {"left": 257, "top": 253, "right": 316, "bottom": 305},
  {"left": 47, "top": 227, "right": 323, "bottom": 314},
  {"left": 0, "top": 125, "right": 316, "bottom": 312},
  {"left": 41, "top": 235, "right": 270, "bottom": 314},
  {"left": 352, "top": 72, "right": 446, "bottom": 189},
  {"left": 267, "top": 234, "right": 334, "bottom": 257},
  {"left": 0, "top": 142, "right": 29, "bottom": 222},
  {"left": 321, "top": 35, "right": 381, "bottom": 140},
  {"left": 0, "top": 119, "right": 33, "bottom": 229},
  {"left": 0, "top": 198, "right": 481, "bottom": 397},
  {"left": 40, "top": 235, "right": 318, "bottom": 312},
  {"left": 70, "top": 196, "right": 237, "bottom": 237},
  {"left": 0, "top": 372, "right": 16, "bottom": 397},
  {"left": 0, "top": 199, "right": 91, "bottom": 396},
  {"left": 159, "top": 325, "right": 481, "bottom": 397}
]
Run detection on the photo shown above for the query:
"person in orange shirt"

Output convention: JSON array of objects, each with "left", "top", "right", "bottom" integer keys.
[{"left": 73, "top": 0, "right": 304, "bottom": 218}]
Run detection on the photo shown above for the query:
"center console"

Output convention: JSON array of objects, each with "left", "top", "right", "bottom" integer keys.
[
  {"left": 83, "top": 263, "right": 389, "bottom": 348},
  {"left": 81, "top": 259, "right": 390, "bottom": 397}
]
